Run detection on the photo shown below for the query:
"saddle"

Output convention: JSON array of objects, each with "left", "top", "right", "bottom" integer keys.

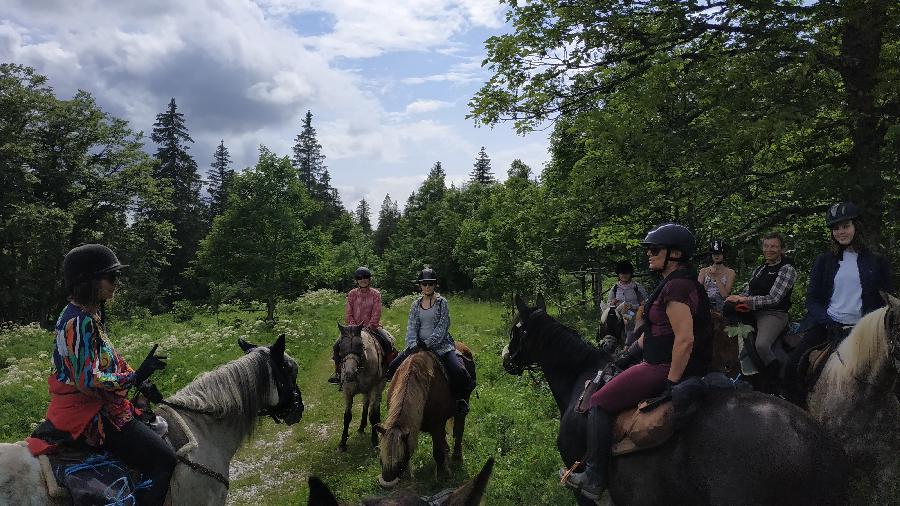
[
  {"left": 797, "top": 325, "right": 853, "bottom": 392},
  {"left": 427, "top": 350, "right": 476, "bottom": 387},
  {"left": 31, "top": 405, "right": 197, "bottom": 505},
  {"left": 604, "top": 373, "right": 750, "bottom": 457}
]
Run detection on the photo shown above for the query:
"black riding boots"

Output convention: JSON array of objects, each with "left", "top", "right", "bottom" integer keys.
[{"left": 561, "top": 405, "right": 612, "bottom": 501}]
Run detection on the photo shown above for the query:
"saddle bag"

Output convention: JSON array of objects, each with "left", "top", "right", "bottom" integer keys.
[{"left": 56, "top": 453, "right": 150, "bottom": 506}]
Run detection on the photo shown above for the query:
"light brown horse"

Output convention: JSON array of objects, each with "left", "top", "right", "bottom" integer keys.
[
  {"left": 336, "top": 324, "right": 387, "bottom": 451},
  {"left": 375, "top": 342, "right": 473, "bottom": 488}
]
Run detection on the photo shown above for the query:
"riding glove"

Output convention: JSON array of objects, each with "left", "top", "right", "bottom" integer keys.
[
  {"left": 138, "top": 380, "right": 164, "bottom": 403},
  {"left": 613, "top": 341, "right": 643, "bottom": 370},
  {"left": 133, "top": 343, "right": 167, "bottom": 386}
]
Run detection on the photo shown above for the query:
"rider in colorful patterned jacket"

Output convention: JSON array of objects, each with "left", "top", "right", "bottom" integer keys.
[{"left": 29, "top": 244, "right": 175, "bottom": 506}]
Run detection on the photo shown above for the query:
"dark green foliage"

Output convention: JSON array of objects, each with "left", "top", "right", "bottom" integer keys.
[
  {"left": 292, "top": 110, "right": 326, "bottom": 194},
  {"left": 194, "top": 146, "right": 328, "bottom": 321},
  {"left": 0, "top": 64, "right": 174, "bottom": 323},
  {"left": 373, "top": 194, "right": 400, "bottom": 256},
  {"left": 470, "top": 147, "right": 495, "bottom": 185},
  {"left": 207, "top": 140, "right": 234, "bottom": 219},
  {"left": 150, "top": 97, "right": 208, "bottom": 302},
  {"left": 355, "top": 198, "right": 372, "bottom": 235}
]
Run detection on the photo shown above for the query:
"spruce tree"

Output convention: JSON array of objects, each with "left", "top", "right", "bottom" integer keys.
[
  {"left": 355, "top": 198, "right": 372, "bottom": 235},
  {"left": 207, "top": 140, "right": 234, "bottom": 218},
  {"left": 292, "top": 110, "right": 326, "bottom": 193},
  {"left": 150, "top": 97, "right": 207, "bottom": 300},
  {"left": 373, "top": 194, "right": 400, "bottom": 255},
  {"left": 470, "top": 146, "right": 495, "bottom": 185}
]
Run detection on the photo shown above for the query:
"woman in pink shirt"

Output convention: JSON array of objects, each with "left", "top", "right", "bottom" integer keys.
[{"left": 329, "top": 267, "right": 396, "bottom": 384}]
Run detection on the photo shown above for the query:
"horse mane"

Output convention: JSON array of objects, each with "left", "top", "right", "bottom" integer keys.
[
  {"left": 167, "top": 348, "right": 273, "bottom": 440},
  {"left": 530, "top": 312, "right": 607, "bottom": 371},
  {"left": 820, "top": 306, "right": 890, "bottom": 393},
  {"left": 380, "top": 352, "right": 436, "bottom": 470}
]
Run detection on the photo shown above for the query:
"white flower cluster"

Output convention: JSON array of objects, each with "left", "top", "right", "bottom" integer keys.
[
  {"left": 0, "top": 356, "right": 46, "bottom": 387},
  {"left": 390, "top": 294, "right": 418, "bottom": 310}
]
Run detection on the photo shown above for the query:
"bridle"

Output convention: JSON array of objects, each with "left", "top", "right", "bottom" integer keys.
[
  {"left": 258, "top": 351, "right": 304, "bottom": 424},
  {"left": 505, "top": 308, "right": 545, "bottom": 375}
]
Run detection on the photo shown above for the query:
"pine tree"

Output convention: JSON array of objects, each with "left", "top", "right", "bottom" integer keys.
[
  {"left": 292, "top": 110, "right": 326, "bottom": 193},
  {"left": 373, "top": 194, "right": 400, "bottom": 255},
  {"left": 207, "top": 140, "right": 234, "bottom": 218},
  {"left": 470, "top": 146, "right": 495, "bottom": 185},
  {"left": 355, "top": 198, "right": 372, "bottom": 235},
  {"left": 150, "top": 97, "right": 207, "bottom": 301}
]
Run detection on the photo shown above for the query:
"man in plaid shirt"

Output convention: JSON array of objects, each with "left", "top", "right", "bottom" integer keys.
[{"left": 727, "top": 232, "right": 797, "bottom": 373}]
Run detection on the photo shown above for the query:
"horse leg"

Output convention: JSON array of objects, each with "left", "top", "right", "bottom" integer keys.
[
  {"left": 369, "top": 398, "right": 382, "bottom": 448},
  {"left": 358, "top": 395, "right": 369, "bottom": 433},
  {"left": 431, "top": 425, "right": 450, "bottom": 478},
  {"left": 339, "top": 395, "right": 352, "bottom": 452},
  {"left": 451, "top": 412, "right": 466, "bottom": 466}
]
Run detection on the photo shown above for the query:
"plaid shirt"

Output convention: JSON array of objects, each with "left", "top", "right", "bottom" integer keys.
[
  {"left": 741, "top": 261, "right": 798, "bottom": 310},
  {"left": 344, "top": 287, "right": 383, "bottom": 329}
]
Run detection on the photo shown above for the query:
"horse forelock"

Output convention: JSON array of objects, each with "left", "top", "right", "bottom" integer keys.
[
  {"left": 167, "top": 348, "right": 273, "bottom": 439},
  {"left": 821, "top": 306, "right": 891, "bottom": 392}
]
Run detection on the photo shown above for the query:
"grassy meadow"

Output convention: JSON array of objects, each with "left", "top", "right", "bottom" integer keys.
[{"left": 0, "top": 291, "right": 597, "bottom": 505}]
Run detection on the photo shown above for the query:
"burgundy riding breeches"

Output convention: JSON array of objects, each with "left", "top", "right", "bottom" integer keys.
[{"left": 589, "top": 361, "right": 670, "bottom": 413}]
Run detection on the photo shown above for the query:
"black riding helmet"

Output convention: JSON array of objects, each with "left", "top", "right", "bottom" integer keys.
[
  {"left": 416, "top": 267, "right": 438, "bottom": 283},
  {"left": 640, "top": 223, "right": 696, "bottom": 269},
  {"left": 615, "top": 260, "right": 634, "bottom": 275},
  {"left": 709, "top": 239, "right": 726, "bottom": 254},
  {"left": 825, "top": 202, "right": 859, "bottom": 227},
  {"left": 354, "top": 266, "right": 372, "bottom": 279},
  {"left": 63, "top": 244, "right": 127, "bottom": 289}
]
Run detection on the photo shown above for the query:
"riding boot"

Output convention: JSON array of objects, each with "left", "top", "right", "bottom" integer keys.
[
  {"left": 561, "top": 406, "right": 612, "bottom": 501},
  {"left": 328, "top": 361, "right": 340, "bottom": 384}
]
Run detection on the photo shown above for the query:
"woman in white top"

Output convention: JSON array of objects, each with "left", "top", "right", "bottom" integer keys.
[{"left": 697, "top": 239, "right": 735, "bottom": 312}]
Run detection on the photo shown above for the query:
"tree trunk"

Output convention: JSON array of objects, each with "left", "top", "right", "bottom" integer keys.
[{"left": 840, "top": 0, "right": 889, "bottom": 245}]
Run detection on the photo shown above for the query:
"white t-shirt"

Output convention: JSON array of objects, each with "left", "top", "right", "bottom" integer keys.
[{"left": 827, "top": 250, "right": 863, "bottom": 325}]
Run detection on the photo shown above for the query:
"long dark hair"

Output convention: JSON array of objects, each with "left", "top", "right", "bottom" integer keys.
[{"left": 830, "top": 219, "right": 868, "bottom": 256}]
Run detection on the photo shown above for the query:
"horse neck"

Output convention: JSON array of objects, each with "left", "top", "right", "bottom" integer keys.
[
  {"left": 531, "top": 318, "right": 606, "bottom": 413},
  {"left": 179, "top": 410, "right": 247, "bottom": 472},
  {"left": 384, "top": 354, "right": 433, "bottom": 430}
]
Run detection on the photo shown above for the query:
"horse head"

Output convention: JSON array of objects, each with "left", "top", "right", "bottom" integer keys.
[
  {"left": 337, "top": 323, "right": 364, "bottom": 384},
  {"left": 374, "top": 424, "right": 414, "bottom": 488},
  {"left": 238, "top": 334, "right": 304, "bottom": 425},
  {"left": 882, "top": 291, "right": 900, "bottom": 373},
  {"left": 502, "top": 294, "right": 547, "bottom": 375}
]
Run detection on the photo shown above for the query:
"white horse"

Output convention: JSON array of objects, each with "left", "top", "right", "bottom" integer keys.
[
  {"left": 0, "top": 335, "right": 303, "bottom": 506},
  {"left": 807, "top": 293, "right": 900, "bottom": 504}
]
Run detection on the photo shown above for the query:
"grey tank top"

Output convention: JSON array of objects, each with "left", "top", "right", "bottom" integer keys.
[{"left": 417, "top": 303, "right": 438, "bottom": 341}]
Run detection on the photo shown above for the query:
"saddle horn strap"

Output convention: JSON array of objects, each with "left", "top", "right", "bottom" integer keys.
[
  {"left": 559, "top": 459, "right": 584, "bottom": 486},
  {"left": 177, "top": 455, "right": 229, "bottom": 490}
]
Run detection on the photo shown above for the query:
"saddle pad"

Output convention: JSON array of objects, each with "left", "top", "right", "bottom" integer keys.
[
  {"left": 611, "top": 400, "right": 675, "bottom": 456},
  {"left": 14, "top": 440, "right": 69, "bottom": 500},
  {"left": 801, "top": 340, "right": 836, "bottom": 391}
]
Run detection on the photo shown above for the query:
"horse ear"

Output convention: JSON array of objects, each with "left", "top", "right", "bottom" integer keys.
[
  {"left": 270, "top": 334, "right": 286, "bottom": 359},
  {"left": 238, "top": 337, "right": 256, "bottom": 354},
  {"left": 514, "top": 294, "right": 529, "bottom": 315},
  {"left": 446, "top": 457, "right": 494, "bottom": 506},
  {"left": 536, "top": 294, "right": 546, "bottom": 311},
  {"left": 881, "top": 290, "right": 900, "bottom": 309},
  {"left": 337, "top": 322, "right": 347, "bottom": 336},
  {"left": 307, "top": 476, "right": 340, "bottom": 506},
  {"left": 374, "top": 424, "right": 386, "bottom": 435}
]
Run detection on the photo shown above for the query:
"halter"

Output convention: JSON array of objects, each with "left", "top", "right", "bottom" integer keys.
[
  {"left": 258, "top": 351, "right": 303, "bottom": 424},
  {"left": 505, "top": 308, "right": 545, "bottom": 375}
]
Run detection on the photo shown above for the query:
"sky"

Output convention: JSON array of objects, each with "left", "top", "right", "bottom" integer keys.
[{"left": 0, "top": 0, "right": 550, "bottom": 222}]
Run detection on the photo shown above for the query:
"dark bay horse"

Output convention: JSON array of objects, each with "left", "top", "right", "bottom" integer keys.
[
  {"left": 504, "top": 295, "right": 848, "bottom": 506},
  {"left": 375, "top": 343, "right": 474, "bottom": 488}
]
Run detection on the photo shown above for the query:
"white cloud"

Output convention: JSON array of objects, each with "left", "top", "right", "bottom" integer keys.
[
  {"left": 404, "top": 99, "right": 453, "bottom": 115},
  {"left": 401, "top": 55, "right": 485, "bottom": 85}
]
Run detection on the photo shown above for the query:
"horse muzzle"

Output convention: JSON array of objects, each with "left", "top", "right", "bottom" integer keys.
[{"left": 501, "top": 345, "right": 525, "bottom": 376}]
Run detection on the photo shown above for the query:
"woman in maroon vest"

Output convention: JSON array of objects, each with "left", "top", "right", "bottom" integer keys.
[{"left": 561, "top": 224, "right": 713, "bottom": 502}]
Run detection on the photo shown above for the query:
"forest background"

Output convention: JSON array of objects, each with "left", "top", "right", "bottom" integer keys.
[{"left": 2, "top": 0, "right": 900, "bottom": 326}]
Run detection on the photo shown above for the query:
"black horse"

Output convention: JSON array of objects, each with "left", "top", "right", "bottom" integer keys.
[{"left": 504, "top": 295, "right": 848, "bottom": 506}]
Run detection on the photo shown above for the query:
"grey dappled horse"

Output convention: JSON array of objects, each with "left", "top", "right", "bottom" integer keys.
[
  {"left": 504, "top": 294, "right": 848, "bottom": 506},
  {"left": 336, "top": 323, "right": 387, "bottom": 451},
  {"left": 807, "top": 293, "right": 900, "bottom": 504},
  {"left": 0, "top": 335, "right": 303, "bottom": 505}
]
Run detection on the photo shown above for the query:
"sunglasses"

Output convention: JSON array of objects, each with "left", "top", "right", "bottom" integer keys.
[
  {"left": 420, "top": 281, "right": 435, "bottom": 286},
  {"left": 355, "top": 276, "right": 371, "bottom": 280},
  {"left": 645, "top": 245, "right": 665, "bottom": 256}
]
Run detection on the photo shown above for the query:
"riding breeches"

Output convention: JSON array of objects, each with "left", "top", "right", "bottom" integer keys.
[
  {"left": 100, "top": 417, "right": 177, "bottom": 506},
  {"left": 753, "top": 310, "right": 789, "bottom": 365},
  {"left": 589, "top": 361, "right": 669, "bottom": 413}
]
